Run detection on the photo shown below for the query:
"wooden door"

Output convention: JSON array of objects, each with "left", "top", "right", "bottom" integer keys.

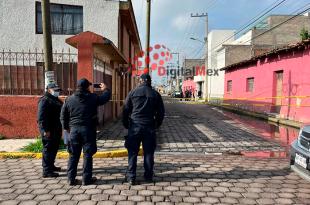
[{"left": 273, "top": 71, "right": 283, "bottom": 113}]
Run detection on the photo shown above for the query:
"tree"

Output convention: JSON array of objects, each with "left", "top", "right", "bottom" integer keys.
[{"left": 300, "top": 28, "right": 310, "bottom": 41}]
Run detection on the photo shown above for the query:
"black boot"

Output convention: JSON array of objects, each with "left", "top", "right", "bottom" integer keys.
[
  {"left": 144, "top": 177, "right": 154, "bottom": 183},
  {"left": 125, "top": 176, "right": 136, "bottom": 186},
  {"left": 43, "top": 172, "right": 59, "bottom": 178},
  {"left": 68, "top": 179, "right": 78, "bottom": 186},
  {"left": 82, "top": 177, "right": 97, "bottom": 186},
  {"left": 52, "top": 166, "right": 61, "bottom": 172},
  {"left": 128, "top": 179, "right": 136, "bottom": 186}
]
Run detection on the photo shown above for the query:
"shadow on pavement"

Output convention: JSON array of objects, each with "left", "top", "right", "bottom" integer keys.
[{"left": 89, "top": 162, "right": 291, "bottom": 185}]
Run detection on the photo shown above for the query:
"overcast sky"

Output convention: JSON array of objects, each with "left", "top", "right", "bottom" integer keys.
[
  {"left": 132, "top": 0, "right": 309, "bottom": 57},
  {"left": 131, "top": 0, "right": 310, "bottom": 84}
]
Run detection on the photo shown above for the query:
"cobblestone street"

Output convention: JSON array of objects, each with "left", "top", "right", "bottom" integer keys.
[
  {"left": 1, "top": 99, "right": 308, "bottom": 205},
  {"left": 1, "top": 155, "right": 310, "bottom": 205},
  {"left": 97, "top": 98, "right": 289, "bottom": 154}
]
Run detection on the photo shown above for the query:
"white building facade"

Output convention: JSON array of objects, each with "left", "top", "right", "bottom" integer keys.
[
  {"left": 207, "top": 30, "right": 235, "bottom": 101},
  {"left": 0, "top": 0, "right": 120, "bottom": 52}
]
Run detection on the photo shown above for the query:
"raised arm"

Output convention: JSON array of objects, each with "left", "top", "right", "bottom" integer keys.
[{"left": 97, "top": 83, "right": 111, "bottom": 106}]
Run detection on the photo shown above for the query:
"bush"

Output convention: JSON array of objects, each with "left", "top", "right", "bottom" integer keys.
[
  {"left": 300, "top": 28, "right": 310, "bottom": 41},
  {"left": 22, "top": 138, "right": 66, "bottom": 153},
  {"left": 0, "top": 135, "right": 5, "bottom": 140}
]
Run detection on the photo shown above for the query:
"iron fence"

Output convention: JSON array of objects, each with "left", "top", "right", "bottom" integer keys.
[{"left": 0, "top": 49, "right": 77, "bottom": 95}]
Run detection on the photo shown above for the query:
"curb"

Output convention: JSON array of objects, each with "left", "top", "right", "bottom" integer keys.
[
  {"left": 210, "top": 104, "right": 303, "bottom": 128},
  {"left": 0, "top": 148, "right": 143, "bottom": 159}
]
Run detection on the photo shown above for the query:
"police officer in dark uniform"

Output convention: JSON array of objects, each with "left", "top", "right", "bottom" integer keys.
[
  {"left": 37, "top": 83, "right": 63, "bottom": 178},
  {"left": 122, "top": 74, "right": 165, "bottom": 185},
  {"left": 60, "top": 78, "right": 111, "bottom": 186}
]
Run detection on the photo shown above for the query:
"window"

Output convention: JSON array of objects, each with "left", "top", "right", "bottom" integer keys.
[
  {"left": 246, "top": 77, "right": 254, "bottom": 92},
  {"left": 36, "top": 2, "right": 83, "bottom": 35},
  {"left": 227, "top": 80, "right": 232, "bottom": 93}
]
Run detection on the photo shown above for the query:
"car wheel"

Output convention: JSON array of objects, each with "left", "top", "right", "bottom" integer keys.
[{"left": 290, "top": 157, "right": 294, "bottom": 165}]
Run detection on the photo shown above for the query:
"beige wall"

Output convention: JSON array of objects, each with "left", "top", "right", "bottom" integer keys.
[
  {"left": 224, "top": 45, "right": 252, "bottom": 66},
  {"left": 253, "top": 15, "right": 310, "bottom": 46}
]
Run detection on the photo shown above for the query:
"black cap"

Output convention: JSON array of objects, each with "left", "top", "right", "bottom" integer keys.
[
  {"left": 77, "top": 78, "right": 92, "bottom": 90},
  {"left": 140, "top": 73, "right": 151, "bottom": 82},
  {"left": 46, "top": 83, "right": 61, "bottom": 91}
]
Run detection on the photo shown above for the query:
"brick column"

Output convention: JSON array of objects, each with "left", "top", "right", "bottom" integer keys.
[{"left": 65, "top": 32, "right": 103, "bottom": 92}]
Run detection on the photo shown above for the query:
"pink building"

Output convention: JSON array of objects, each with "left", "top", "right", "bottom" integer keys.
[
  {"left": 182, "top": 79, "right": 196, "bottom": 97},
  {"left": 222, "top": 40, "right": 310, "bottom": 124}
]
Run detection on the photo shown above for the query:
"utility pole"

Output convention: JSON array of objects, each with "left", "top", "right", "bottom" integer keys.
[
  {"left": 171, "top": 52, "right": 180, "bottom": 92},
  {"left": 41, "top": 0, "right": 54, "bottom": 87},
  {"left": 191, "top": 13, "right": 208, "bottom": 101},
  {"left": 145, "top": 0, "right": 151, "bottom": 74}
]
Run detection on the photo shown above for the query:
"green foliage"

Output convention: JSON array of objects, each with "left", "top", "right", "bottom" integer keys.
[
  {"left": 300, "top": 28, "right": 310, "bottom": 41},
  {"left": 21, "top": 138, "right": 66, "bottom": 153},
  {"left": 0, "top": 135, "right": 5, "bottom": 140},
  {"left": 21, "top": 138, "right": 43, "bottom": 153}
]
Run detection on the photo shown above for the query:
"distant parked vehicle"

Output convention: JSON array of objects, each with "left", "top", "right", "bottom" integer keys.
[
  {"left": 172, "top": 91, "right": 182, "bottom": 98},
  {"left": 290, "top": 125, "right": 310, "bottom": 174}
]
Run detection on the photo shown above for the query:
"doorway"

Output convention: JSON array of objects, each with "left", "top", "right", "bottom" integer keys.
[{"left": 272, "top": 70, "right": 283, "bottom": 113}]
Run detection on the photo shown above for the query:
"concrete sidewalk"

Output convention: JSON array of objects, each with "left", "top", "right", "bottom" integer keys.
[{"left": 0, "top": 139, "right": 36, "bottom": 152}]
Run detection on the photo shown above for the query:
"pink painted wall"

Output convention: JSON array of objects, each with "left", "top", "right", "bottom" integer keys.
[
  {"left": 182, "top": 80, "right": 196, "bottom": 96},
  {"left": 224, "top": 46, "right": 310, "bottom": 124}
]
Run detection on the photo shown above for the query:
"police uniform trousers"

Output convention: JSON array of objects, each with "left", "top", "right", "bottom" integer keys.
[
  {"left": 126, "top": 123, "right": 157, "bottom": 180},
  {"left": 42, "top": 131, "right": 61, "bottom": 174},
  {"left": 67, "top": 126, "right": 97, "bottom": 182}
]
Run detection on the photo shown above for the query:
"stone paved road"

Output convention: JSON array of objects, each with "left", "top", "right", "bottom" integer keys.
[
  {"left": 1, "top": 155, "right": 310, "bottom": 205},
  {"left": 1, "top": 98, "right": 306, "bottom": 205},
  {"left": 97, "top": 98, "right": 288, "bottom": 154}
]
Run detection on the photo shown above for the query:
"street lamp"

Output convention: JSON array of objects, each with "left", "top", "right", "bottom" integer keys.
[{"left": 190, "top": 37, "right": 205, "bottom": 44}]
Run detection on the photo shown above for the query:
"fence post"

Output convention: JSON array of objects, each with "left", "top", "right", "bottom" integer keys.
[
  {"left": 8, "top": 50, "right": 12, "bottom": 95},
  {"left": 1, "top": 49, "right": 4, "bottom": 95}
]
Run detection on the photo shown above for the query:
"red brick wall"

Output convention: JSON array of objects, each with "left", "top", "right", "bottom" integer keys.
[{"left": 0, "top": 96, "right": 40, "bottom": 138}]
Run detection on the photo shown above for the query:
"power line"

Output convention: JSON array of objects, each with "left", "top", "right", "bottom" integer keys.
[
  {"left": 205, "top": 0, "right": 218, "bottom": 10},
  {"left": 138, "top": 0, "right": 144, "bottom": 33},
  {"left": 181, "top": 18, "right": 201, "bottom": 55},
  {"left": 246, "top": 5, "right": 310, "bottom": 44},
  {"left": 176, "top": 16, "right": 191, "bottom": 52},
  {"left": 213, "top": 3, "right": 310, "bottom": 68},
  {"left": 209, "top": 0, "right": 289, "bottom": 56},
  {"left": 177, "top": 0, "right": 217, "bottom": 56},
  {"left": 183, "top": 0, "right": 220, "bottom": 59},
  {"left": 207, "top": 0, "right": 309, "bottom": 63},
  {"left": 188, "top": 43, "right": 204, "bottom": 58}
]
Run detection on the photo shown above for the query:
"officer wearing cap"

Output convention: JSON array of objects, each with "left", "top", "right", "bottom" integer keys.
[
  {"left": 122, "top": 73, "right": 165, "bottom": 185},
  {"left": 37, "top": 83, "right": 63, "bottom": 178},
  {"left": 60, "top": 78, "right": 111, "bottom": 186}
]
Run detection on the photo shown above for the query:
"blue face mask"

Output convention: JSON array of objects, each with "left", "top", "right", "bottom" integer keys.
[{"left": 51, "top": 90, "right": 60, "bottom": 97}]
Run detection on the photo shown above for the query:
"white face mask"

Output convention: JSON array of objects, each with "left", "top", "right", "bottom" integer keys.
[{"left": 51, "top": 90, "right": 60, "bottom": 97}]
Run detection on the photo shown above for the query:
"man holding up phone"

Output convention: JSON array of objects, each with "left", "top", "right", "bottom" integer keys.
[{"left": 60, "top": 78, "right": 111, "bottom": 186}]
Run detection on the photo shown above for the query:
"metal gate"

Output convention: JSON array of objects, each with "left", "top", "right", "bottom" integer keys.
[
  {"left": 0, "top": 49, "right": 77, "bottom": 95},
  {"left": 93, "top": 57, "right": 113, "bottom": 124}
]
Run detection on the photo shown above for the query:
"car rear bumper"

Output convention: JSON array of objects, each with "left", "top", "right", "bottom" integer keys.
[{"left": 290, "top": 139, "right": 310, "bottom": 171}]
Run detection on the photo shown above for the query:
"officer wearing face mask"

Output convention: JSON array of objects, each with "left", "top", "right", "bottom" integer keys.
[{"left": 37, "top": 83, "right": 63, "bottom": 178}]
